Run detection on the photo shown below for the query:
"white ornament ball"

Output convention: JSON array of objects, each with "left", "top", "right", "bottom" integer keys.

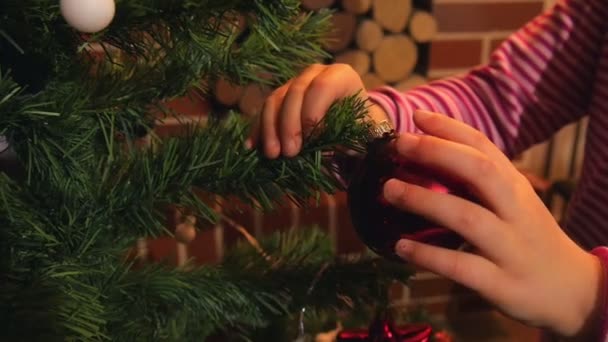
[{"left": 60, "top": 0, "right": 116, "bottom": 33}]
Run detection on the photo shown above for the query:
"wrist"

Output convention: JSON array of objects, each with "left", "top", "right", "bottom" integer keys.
[
  {"left": 558, "top": 250, "right": 603, "bottom": 340},
  {"left": 574, "top": 246, "right": 608, "bottom": 341}
]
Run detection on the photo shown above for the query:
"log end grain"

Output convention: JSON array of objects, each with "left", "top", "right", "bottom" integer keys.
[
  {"left": 372, "top": 0, "right": 412, "bottom": 33},
  {"left": 373, "top": 34, "right": 418, "bottom": 83},
  {"left": 355, "top": 19, "right": 384, "bottom": 52},
  {"left": 334, "top": 50, "right": 371, "bottom": 75},
  {"left": 409, "top": 11, "right": 438, "bottom": 43}
]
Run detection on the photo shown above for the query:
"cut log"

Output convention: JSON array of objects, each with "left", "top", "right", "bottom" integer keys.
[
  {"left": 301, "top": 0, "right": 335, "bottom": 10},
  {"left": 214, "top": 78, "right": 244, "bottom": 107},
  {"left": 409, "top": 11, "right": 438, "bottom": 43},
  {"left": 372, "top": 0, "right": 412, "bottom": 33},
  {"left": 373, "top": 34, "right": 417, "bottom": 83},
  {"left": 394, "top": 74, "right": 427, "bottom": 91},
  {"left": 361, "top": 73, "right": 384, "bottom": 90},
  {"left": 355, "top": 19, "right": 383, "bottom": 52},
  {"left": 324, "top": 12, "right": 357, "bottom": 53},
  {"left": 342, "top": 0, "right": 372, "bottom": 14},
  {"left": 238, "top": 84, "right": 269, "bottom": 117},
  {"left": 334, "top": 50, "right": 371, "bottom": 75}
]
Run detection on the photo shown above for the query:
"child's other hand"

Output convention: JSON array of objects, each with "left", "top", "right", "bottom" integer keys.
[
  {"left": 384, "top": 110, "right": 602, "bottom": 339},
  {"left": 246, "top": 63, "right": 388, "bottom": 158}
]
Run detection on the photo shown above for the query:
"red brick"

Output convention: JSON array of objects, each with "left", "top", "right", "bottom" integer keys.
[
  {"left": 260, "top": 206, "right": 295, "bottom": 236},
  {"left": 189, "top": 228, "right": 221, "bottom": 264},
  {"left": 389, "top": 282, "right": 405, "bottom": 301},
  {"left": 146, "top": 237, "right": 179, "bottom": 266},
  {"left": 334, "top": 192, "right": 366, "bottom": 254},
  {"left": 412, "top": 294, "right": 492, "bottom": 316},
  {"left": 153, "top": 89, "right": 209, "bottom": 138},
  {"left": 222, "top": 199, "right": 256, "bottom": 248},
  {"left": 434, "top": 2, "right": 543, "bottom": 32},
  {"left": 154, "top": 121, "right": 203, "bottom": 138},
  {"left": 409, "top": 277, "right": 472, "bottom": 298},
  {"left": 430, "top": 39, "right": 483, "bottom": 69},
  {"left": 299, "top": 194, "right": 331, "bottom": 231},
  {"left": 163, "top": 90, "right": 210, "bottom": 118}
]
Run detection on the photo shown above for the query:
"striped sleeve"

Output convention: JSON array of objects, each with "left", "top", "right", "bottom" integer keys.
[{"left": 369, "top": 0, "right": 606, "bottom": 157}]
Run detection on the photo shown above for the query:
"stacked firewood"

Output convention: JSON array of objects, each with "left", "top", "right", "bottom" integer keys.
[{"left": 212, "top": 0, "right": 437, "bottom": 116}]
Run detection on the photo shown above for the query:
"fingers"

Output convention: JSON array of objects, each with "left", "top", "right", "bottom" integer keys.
[
  {"left": 250, "top": 64, "right": 327, "bottom": 158},
  {"left": 279, "top": 64, "right": 327, "bottom": 157},
  {"left": 412, "top": 110, "right": 512, "bottom": 167},
  {"left": 248, "top": 63, "right": 364, "bottom": 158},
  {"left": 259, "top": 83, "right": 289, "bottom": 158},
  {"left": 246, "top": 83, "right": 287, "bottom": 152},
  {"left": 393, "top": 132, "right": 518, "bottom": 217},
  {"left": 395, "top": 238, "right": 502, "bottom": 297},
  {"left": 384, "top": 178, "right": 514, "bottom": 262},
  {"left": 300, "top": 64, "right": 364, "bottom": 135}
]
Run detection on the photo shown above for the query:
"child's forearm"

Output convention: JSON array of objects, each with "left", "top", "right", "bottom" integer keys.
[{"left": 368, "top": 1, "right": 603, "bottom": 160}]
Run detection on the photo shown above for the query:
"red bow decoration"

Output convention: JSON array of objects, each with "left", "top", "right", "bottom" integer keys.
[{"left": 336, "top": 314, "right": 432, "bottom": 342}]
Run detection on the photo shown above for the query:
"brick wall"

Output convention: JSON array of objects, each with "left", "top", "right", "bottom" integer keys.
[
  {"left": 428, "top": 0, "right": 544, "bottom": 79},
  {"left": 142, "top": 0, "right": 580, "bottom": 325}
]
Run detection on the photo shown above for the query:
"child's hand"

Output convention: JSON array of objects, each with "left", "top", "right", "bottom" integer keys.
[
  {"left": 247, "top": 63, "right": 389, "bottom": 158},
  {"left": 384, "top": 110, "right": 602, "bottom": 339}
]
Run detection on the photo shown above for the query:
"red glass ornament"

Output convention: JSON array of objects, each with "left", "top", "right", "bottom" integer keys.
[
  {"left": 336, "top": 312, "right": 432, "bottom": 342},
  {"left": 433, "top": 331, "right": 454, "bottom": 342},
  {"left": 346, "top": 137, "right": 470, "bottom": 261}
]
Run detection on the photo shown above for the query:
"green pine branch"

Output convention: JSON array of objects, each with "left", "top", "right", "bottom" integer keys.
[
  {"left": 0, "top": 2, "right": 417, "bottom": 341},
  {"left": 104, "top": 228, "right": 412, "bottom": 342},
  {"left": 1, "top": 0, "right": 330, "bottom": 109},
  {"left": 0, "top": 90, "right": 391, "bottom": 342},
  {"left": 1, "top": 227, "right": 412, "bottom": 342},
  {"left": 1, "top": 0, "right": 333, "bottom": 205},
  {"left": 0, "top": 91, "right": 374, "bottom": 277},
  {"left": 99, "top": 94, "right": 371, "bottom": 240}
]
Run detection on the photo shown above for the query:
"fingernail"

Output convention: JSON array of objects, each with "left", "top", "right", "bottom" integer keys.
[
  {"left": 383, "top": 178, "right": 406, "bottom": 202},
  {"left": 395, "top": 239, "right": 413, "bottom": 257},
  {"left": 284, "top": 139, "right": 298, "bottom": 157},
  {"left": 265, "top": 139, "right": 280, "bottom": 158}
]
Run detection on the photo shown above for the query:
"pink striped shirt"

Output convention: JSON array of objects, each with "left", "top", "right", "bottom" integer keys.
[{"left": 369, "top": 0, "right": 608, "bottom": 339}]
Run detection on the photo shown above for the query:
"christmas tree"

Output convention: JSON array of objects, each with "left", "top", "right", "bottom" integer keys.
[{"left": 0, "top": 0, "right": 415, "bottom": 341}]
